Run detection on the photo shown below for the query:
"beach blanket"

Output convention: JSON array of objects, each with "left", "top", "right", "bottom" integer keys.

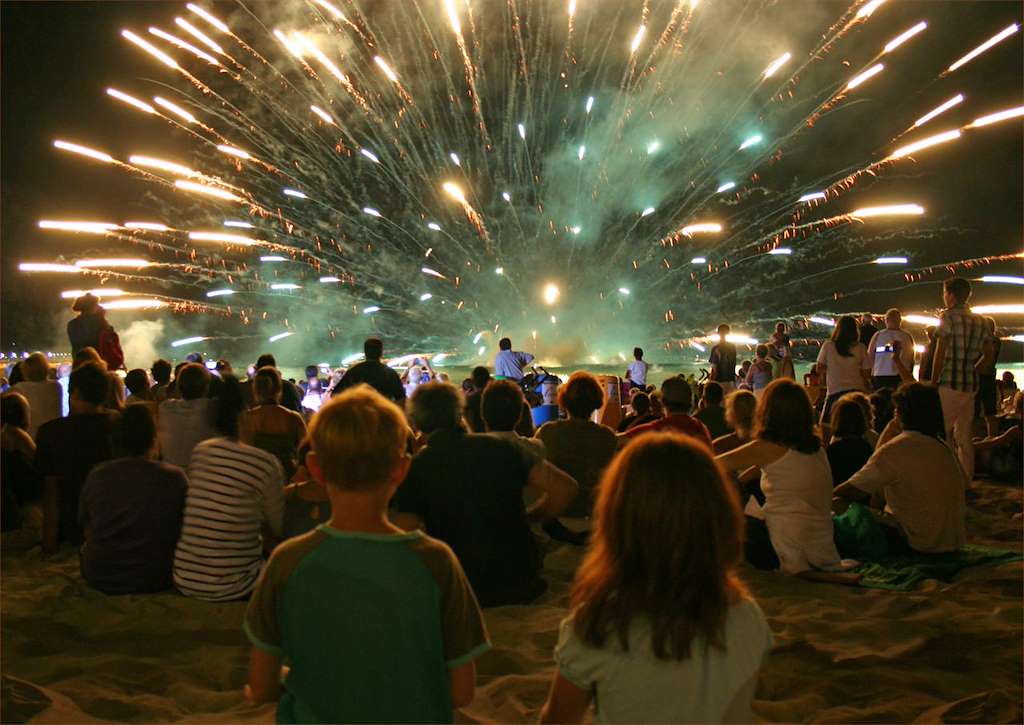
[
  {"left": 853, "top": 546, "right": 1024, "bottom": 591},
  {"left": 833, "top": 503, "right": 1023, "bottom": 590}
]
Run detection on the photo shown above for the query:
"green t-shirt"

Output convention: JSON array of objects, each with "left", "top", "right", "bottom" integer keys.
[{"left": 244, "top": 526, "right": 490, "bottom": 723}]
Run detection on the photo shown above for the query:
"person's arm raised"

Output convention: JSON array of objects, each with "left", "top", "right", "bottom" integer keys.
[
  {"left": 715, "top": 439, "right": 787, "bottom": 472},
  {"left": 526, "top": 460, "right": 578, "bottom": 521}
]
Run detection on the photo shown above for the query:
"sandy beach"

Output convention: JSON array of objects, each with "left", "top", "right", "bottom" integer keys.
[{"left": 3, "top": 477, "right": 1020, "bottom": 723}]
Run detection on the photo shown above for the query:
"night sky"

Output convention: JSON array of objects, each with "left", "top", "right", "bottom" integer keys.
[{"left": 2, "top": 1, "right": 1021, "bottom": 361}]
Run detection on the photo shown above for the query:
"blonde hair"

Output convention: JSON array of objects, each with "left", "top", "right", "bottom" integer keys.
[
  {"left": 308, "top": 384, "right": 410, "bottom": 490},
  {"left": 22, "top": 353, "right": 49, "bottom": 382}
]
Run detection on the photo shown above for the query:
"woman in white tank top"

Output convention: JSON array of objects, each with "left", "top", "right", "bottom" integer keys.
[{"left": 716, "top": 379, "right": 841, "bottom": 574}]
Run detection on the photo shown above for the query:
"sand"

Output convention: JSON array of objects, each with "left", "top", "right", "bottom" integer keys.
[{"left": 3, "top": 478, "right": 1021, "bottom": 723}]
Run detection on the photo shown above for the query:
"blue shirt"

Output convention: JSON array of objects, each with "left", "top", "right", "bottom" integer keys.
[{"left": 495, "top": 350, "right": 534, "bottom": 380}]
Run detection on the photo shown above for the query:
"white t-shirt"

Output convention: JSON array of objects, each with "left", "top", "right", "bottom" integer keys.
[
  {"left": 758, "top": 448, "right": 841, "bottom": 574},
  {"left": 626, "top": 360, "right": 649, "bottom": 386},
  {"left": 867, "top": 328, "right": 915, "bottom": 377},
  {"left": 556, "top": 599, "right": 773, "bottom": 724},
  {"left": 843, "top": 431, "right": 966, "bottom": 552},
  {"left": 816, "top": 341, "right": 869, "bottom": 396},
  {"left": 13, "top": 380, "right": 64, "bottom": 438}
]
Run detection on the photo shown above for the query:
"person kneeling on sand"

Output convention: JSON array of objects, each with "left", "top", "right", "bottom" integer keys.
[
  {"left": 392, "top": 382, "right": 567, "bottom": 606},
  {"left": 833, "top": 382, "right": 967, "bottom": 554},
  {"left": 244, "top": 385, "right": 490, "bottom": 723},
  {"left": 79, "top": 405, "right": 186, "bottom": 594},
  {"left": 540, "top": 434, "right": 772, "bottom": 724}
]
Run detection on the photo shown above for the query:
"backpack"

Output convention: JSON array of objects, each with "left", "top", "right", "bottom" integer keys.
[{"left": 98, "top": 326, "right": 125, "bottom": 370}]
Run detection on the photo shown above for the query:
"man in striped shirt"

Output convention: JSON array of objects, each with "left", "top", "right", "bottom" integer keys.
[{"left": 929, "top": 277, "right": 995, "bottom": 481}]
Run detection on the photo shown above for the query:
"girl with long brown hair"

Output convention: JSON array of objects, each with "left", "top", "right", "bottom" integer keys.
[
  {"left": 716, "top": 379, "right": 842, "bottom": 575},
  {"left": 815, "top": 315, "right": 870, "bottom": 423},
  {"left": 540, "top": 434, "right": 772, "bottom": 724}
]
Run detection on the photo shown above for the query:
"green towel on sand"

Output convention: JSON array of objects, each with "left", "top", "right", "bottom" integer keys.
[
  {"left": 853, "top": 546, "right": 1023, "bottom": 591},
  {"left": 833, "top": 503, "right": 1022, "bottom": 591}
]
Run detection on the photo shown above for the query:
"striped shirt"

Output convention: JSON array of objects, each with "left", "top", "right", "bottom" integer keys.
[
  {"left": 173, "top": 438, "right": 284, "bottom": 601},
  {"left": 936, "top": 304, "right": 991, "bottom": 393}
]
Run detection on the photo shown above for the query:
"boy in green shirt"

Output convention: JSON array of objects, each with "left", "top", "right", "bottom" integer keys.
[{"left": 244, "top": 385, "right": 490, "bottom": 723}]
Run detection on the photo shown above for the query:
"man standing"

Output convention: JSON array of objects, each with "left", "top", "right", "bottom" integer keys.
[
  {"left": 867, "top": 309, "right": 915, "bottom": 391},
  {"left": 66, "top": 293, "right": 104, "bottom": 357},
  {"left": 463, "top": 366, "right": 492, "bottom": 433},
  {"left": 858, "top": 314, "right": 879, "bottom": 347},
  {"left": 625, "top": 347, "right": 649, "bottom": 390},
  {"left": 331, "top": 338, "right": 405, "bottom": 403},
  {"left": 929, "top": 277, "right": 994, "bottom": 480},
  {"left": 495, "top": 338, "right": 534, "bottom": 382},
  {"left": 708, "top": 324, "right": 737, "bottom": 394}
]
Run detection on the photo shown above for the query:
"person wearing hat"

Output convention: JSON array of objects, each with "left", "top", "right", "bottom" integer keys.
[
  {"left": 67, "top": 293, "right": 104, "bottom": 358},
  {"left": 621, "top": 375, "right": 713, "bottom": 449}
]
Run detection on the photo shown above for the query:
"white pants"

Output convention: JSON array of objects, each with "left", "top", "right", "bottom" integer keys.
[{"left": 939, "top": 386, "right": 976, "bottom": 481}]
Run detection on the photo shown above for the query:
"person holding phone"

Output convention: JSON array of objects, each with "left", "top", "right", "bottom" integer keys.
[{"left": 866, "top": 309, "right": 915, "bottom": 391}]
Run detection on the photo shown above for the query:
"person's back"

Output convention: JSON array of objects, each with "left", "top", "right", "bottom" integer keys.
[
  {"left": 541, "top": 435, "right": 772, "bottom": 724},
  {"left": 35, "top": 362, "right": 120, "bottom": 550},
  {"left": 555, "top": 600, "right": 771, "bottom": 723},
  {"left": 158, "top": 397, "right": 215, "bottom": 467},
  {"left": 79, "top": 405, "right": 186, "bottom": 594},
  {"left": 494, "top": 338, "right": 534, "bottom": 381},
  {"left": 826, "top": 436, "right": 873, "bottom": 487},
  {"left": 13, "top": 379, "right": 62, "bottom": 438},
  {"left": 67, "top": 296, "right": 104, "bottom": 356},
  {"left": 158, "top": 363, "right": 216, "bottom": 468},
  {"left": 844, "top": 431, "right": 966, "bottom": 552},
  {"left": 243, "top": 386, "right": 489, "bottom": 723},
  {"left": 242, "top": 367, "right": 307, "bottom": 480},
  {"left": 336, "top": 359, "right": 405, "bottom": 402},
  {"left": 759, "top": 448, "right": 837, "bottom": 571},
  {"left": 174, "top": 436, "right": 283, "bottom": 600},
  {"left": 537, "top": 419, "right": 616, "bottom": 516},
  {"left": 394, "top": 428, "right": 541, "bottom": 605},
  {"left": 696, "top": 403, "right": 729, "bottom": 440}
]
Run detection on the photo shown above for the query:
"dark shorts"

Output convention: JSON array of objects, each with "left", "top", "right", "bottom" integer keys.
[
  {"left": 745, "top": 516, "right": 780, "bottom": 571},
  {"left": 977, "top": 375, "right": 997, "bottom": 416},
  {"left": 872, "top": 375, "right": 902, "bottom": 392}
]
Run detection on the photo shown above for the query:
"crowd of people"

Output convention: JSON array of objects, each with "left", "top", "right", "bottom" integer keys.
[{"left": 0, "top": 277, "right": 1020, "bottom": 722}]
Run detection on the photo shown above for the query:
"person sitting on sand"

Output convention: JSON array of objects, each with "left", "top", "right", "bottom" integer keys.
[
  {"left": 540, "top": 434, "right": 773, "bottom": 724},
  {"left": 826, "top": 399, "right": 874, "bottom": 487},
  {"left": 79, "top": 405, "right": 186, "bottom": 594},
  {"left": 480, "top": 380, "right": 581, "bottom": 546},
  {"left": 158, "top": 363, "right": 217, "bottom": 469},
  {"left": 834, "top": 383, "right": 967, "bottom": 554},
  {"left": 174, "top": 375, "right": 284, "bottom": 602},
  {"left": 36, "top": 362, "right": 121, "bottom": 555},
  {"left": 716, "top": 379, "right": 841, "bottom": 574},
  {"left": 124, "top": 368, "right": 160, "bottom": 419},
  {"left": 150, "top": 359, "right": 173, "bottom": 403},
  {"left": 463, "top": 365, "right": 491, "bottom": 433},
  {"left": 712, "top": 390, "right": 757, "bottom": 455},
  {"left": 241, "top": 366, "right": 308, "bottom": 482},
  {"left": 281, "top": 440, "right": 332, "bottom": 539},
  {"left": 392, "top": 382, "right": 571, "bottom": 606},
  {"left": 2, "top": 392, "right": 41, "bottom": 534},
  {"left": 13, "top": 353, "right": 63, "bottom": 438},
  {"left": 617, "top": 391, "right": 658, "bottom": 433},
  {"left": 536, "top": 372, "right": 618, "bottom": 518},
  {"left": 622, "top": 376, "right": 713, "bottom": 449},
  {"left": 244, "top": 386, "right": 489, "bottom": 723},
  {"left": 696, "top": 381, "right": 731, "bottom": 440}
]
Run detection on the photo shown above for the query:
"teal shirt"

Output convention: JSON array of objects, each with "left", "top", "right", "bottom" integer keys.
[{"left": 244, "top": 526, "right": 490, "bottom": 723}]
